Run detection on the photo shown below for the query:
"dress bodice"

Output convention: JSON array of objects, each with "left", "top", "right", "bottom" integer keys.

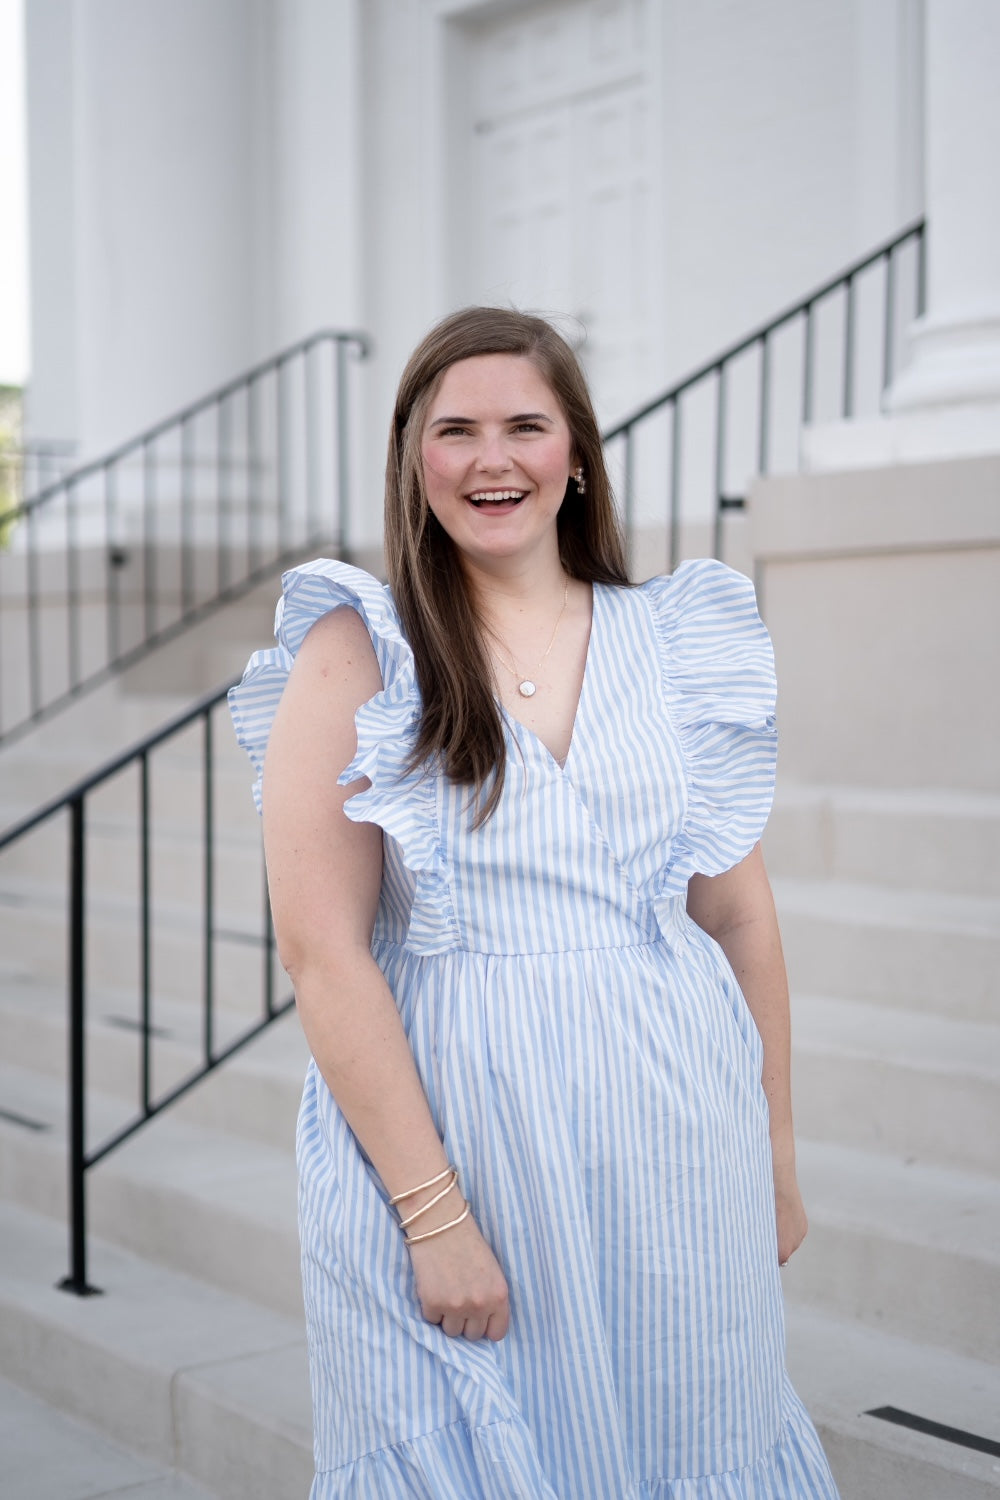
[{"left": 230, "top": 558, "right": 777, "bottom": 960}]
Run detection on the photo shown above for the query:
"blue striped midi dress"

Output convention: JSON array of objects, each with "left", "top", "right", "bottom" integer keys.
[{"left": 230, "top": 557, "right": 840, "bottom": 1499}]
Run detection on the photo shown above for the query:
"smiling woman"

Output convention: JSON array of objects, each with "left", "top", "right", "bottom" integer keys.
[
  {"left": 230, "top": 307, "right": 840, "bottom": 1499},
  {"left": 422, "top": 356, "right": 575, "bottom": 559},
  {"left": 385, "top": 308, "right": 629, "bottom": 823},
  {"left": 417, "top": 353, "right": 594, "bottom": 750}
]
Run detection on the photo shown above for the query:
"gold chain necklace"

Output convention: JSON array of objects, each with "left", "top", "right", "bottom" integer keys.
[{"left": 488, "top": 580, "right": 570, "bottom": 699}]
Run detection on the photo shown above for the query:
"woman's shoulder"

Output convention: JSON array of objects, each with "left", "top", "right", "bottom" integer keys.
[
  {"left": 635, "top": 557, "right": 761, "bottom": 623},
  {"left": 292, "top": 599, "right": 383, "bottom": 681},
  {"left": 273, "top": 558, "right": 399, "bottom": 654},
  {"left": 632, "top": 558, "right": 775, "bottom": 724},
  {"left": 229, "top": 557, "right": 414, "bottom": 812},
  {"left": 638, "top": 562, "right": 778, "bottom": 892}
]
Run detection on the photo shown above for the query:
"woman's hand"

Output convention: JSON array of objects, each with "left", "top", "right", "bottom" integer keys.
[
  {"left": 688, "top": 848, "right": 808, "bottom": 1270},
  {"left": 408, "top": 1214, "right": 510, "bottom": 1341},
  {"left": 773, "top": 1155, "right": 808, "bottom": 1267}
]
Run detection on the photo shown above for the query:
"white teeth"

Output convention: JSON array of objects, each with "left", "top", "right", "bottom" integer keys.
[{"left": 468, "top": 490, "right": 526, "bottom": 503}]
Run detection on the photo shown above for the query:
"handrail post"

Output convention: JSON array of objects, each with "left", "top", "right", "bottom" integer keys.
[
  {"left": 621, "top": 427, "right": 634, "bottom": 575},
  {"left": 916, "top": 225, "right": 927, "bottom": 318},
  {"left": 335, "top": 336, "right": 350, "bottom": 555},
  {"left": 713, "top": 363, "right": 728, "bottom": 561},
  {"left": 882, "top": 247, "right": 898, "bottom": 396},
  {"left": 26, "top": 502, "right": 41, "bottom": 720},
  {"left": 139, "top": 752, "right": 152, "bottom": 1114},
  {"left": 842, "top": 273, "right": 857, "bottom": 419},
  {"left": 668, "top": 398, "right": 681, "bottom": 572},
  {"left": 802, "top": 300, "right": 816, "bottom": 425},
  {"left": 757, "top": 333, "right": 771, "bottom": 475},
  {"left": 59, "top": 795, "right": 101, "bottom": 1296},
  {"left": 203, "top": 709, "right": 215, "bottom": 1065}
]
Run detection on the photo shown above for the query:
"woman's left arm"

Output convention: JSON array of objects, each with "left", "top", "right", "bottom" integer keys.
[{"left": 686, "top": 842, "right": 807, "bottom": 1267}]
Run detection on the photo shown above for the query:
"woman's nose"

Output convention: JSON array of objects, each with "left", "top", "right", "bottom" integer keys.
[{"left": 474, "top": 433, "right": 513, "bottom": 472}]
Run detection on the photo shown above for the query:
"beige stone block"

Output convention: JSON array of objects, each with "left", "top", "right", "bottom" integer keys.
[
  {"left": 750, "top": 457, "right": 1000, "bottom": 792},
  {"left": 787, "top": 1141, "right": 1000, "bottom": 1362}
]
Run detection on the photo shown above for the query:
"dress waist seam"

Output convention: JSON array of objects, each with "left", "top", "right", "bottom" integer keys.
[{"left": 371, "top": 936, "right": 673, "bottom": 958}]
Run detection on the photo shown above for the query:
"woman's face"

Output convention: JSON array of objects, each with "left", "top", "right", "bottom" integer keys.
[{"left": 420, "top": 354, "right": 576, "bottom": 573}]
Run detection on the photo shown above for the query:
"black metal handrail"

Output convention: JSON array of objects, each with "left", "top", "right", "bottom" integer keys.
[
  {"left": 0, "top": 681, "right": 291, "bottom": 1295},
  {"left": 0, "top": 328, "right": 369, "bottom": 748},
  {"left": 603, "top": 217, "right": 925, "bottom": 568}
]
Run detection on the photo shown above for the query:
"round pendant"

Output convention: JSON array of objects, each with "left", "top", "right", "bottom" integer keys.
[{"left": 518, "top": 680, "right": 537, "bottom": 698}]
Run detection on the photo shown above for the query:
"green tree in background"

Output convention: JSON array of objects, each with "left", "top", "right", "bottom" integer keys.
[{"left": 0, "top": 385, "right": 22, "bottom": 547}]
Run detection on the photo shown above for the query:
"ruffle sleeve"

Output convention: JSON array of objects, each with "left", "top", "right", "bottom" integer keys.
[
  {"left": 644, "top": 558, "right": 777, "bottom": 897},
  {"left": 228, "top": 558, "right": 457, "bottom": 953}
]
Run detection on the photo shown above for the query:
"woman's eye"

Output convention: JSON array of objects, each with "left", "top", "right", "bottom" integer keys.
[
  {"left": 436, "top": 425, "right": 469, "bottom": 437},
  {"left": 514, "top": 422, "right": 543, "bottom": 434}
]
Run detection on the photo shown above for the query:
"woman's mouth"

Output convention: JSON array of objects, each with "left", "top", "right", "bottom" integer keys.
[{"left": 466, "top": 490, "right": 528, "bottom": 508}]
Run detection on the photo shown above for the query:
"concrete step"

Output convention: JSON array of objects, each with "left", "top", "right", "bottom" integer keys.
[
  {"left": 0, "top": 869, "right": 278, "bottom": 1015},
  {"left": 0, "top": 708, "right": 258, "bottom": 838},
  {"left": 792, "top": 994, "right": 1000, "bottom": 1177},
  {"left": 773, "top": 876, "right": 1000, "bottom": 1019},
  {"left": 0, "top": 684, "right": 199, "bottom": 802},
  {"left": 0, "top": 545, "right": 348, "bottom": 813},
  {"left": 0, "top": 1061, "right": 302, "bottom": 1318},
  {"left": 786, "top": 1302, "right": 1000, "bottom": 1500},
  {"left": 0, "top": 973, "right": 306, "bottom": 1151},
  {"left": 0, "top": 549, "right": 291, "bottom": 740},
  {"left": 5, "top": 1044, "right": 999, "bottom": 1358},
  {"left": 0, "top": 803, "right": 266, "bottom": 911},
  {"left": 0, "top": 1372, "right": 218, "bottom": 1500},
  {"left": 788, "top": 1140, "right": 1000, "bottom": 1363},
  {"left": 766, "top": 783, "right": 1000, "bottom": 898},
  {"left": 0, "top": 1201, "right": 311, "bottom": 1500},
  {"left": 4, "top": 1200, "right": 998, "bottom": 1500},
  {"left": 0, "top": 678, "right": 258, "bottom": 838}
]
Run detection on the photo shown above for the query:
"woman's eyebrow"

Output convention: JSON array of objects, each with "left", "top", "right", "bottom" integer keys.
[{"left": 427, "top": 411, "right": 555, "bottom": 428}]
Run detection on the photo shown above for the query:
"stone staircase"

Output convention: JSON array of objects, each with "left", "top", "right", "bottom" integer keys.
[
  {"left": 1, "top": 567, "right": 999, "bottom": 1496},
  {"left": 0, "top": 577, "right": 316, "bottom": 1499},
  {"left": 765, "top": 783, "right": 1000, "bottom": 1498}
]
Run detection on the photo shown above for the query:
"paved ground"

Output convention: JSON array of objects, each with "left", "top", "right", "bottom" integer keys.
[{"left": 0, "top": 1375, "right": 214, "bottom": 1500}]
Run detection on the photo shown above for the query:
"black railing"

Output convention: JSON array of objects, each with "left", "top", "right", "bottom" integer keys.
[
  {"left": 0, "top": 329, "right": 369, "bottom": 748},
  {"left": 0, "top": 682, "right": 291, "bottom": 1294},
  {"left": 603, "top": 218, "right": 925, "bottom": 569}
]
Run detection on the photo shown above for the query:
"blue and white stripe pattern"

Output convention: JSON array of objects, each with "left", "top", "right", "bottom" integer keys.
[{"left": 230, "top": 558, "right": 839, "bottom": 1499}]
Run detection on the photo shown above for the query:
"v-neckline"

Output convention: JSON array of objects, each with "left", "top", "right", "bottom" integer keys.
[{"left": 501, "top": 582, "right": 599, "bottom": 776}]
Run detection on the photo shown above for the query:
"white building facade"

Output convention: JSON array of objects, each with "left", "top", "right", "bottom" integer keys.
[{"left": 24, "top": 0, "right": 939, "bottom": 551}]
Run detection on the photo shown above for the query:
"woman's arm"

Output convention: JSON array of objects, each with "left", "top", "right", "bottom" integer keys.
[
  {"left": 686, "top": 843, "right": 807, "bottom": 1266},
  {"left": 263, "top": 605, "right": 509, "bottom": 1339}
]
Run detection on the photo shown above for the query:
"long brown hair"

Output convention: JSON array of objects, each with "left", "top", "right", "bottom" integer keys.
[{"left": 384, "top": 306, "right": 629, "bottom": 823}]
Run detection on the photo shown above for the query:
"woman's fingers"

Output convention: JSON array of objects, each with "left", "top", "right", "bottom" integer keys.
[
  {"left": 460, "top": 1315, "right": 489, "bottom": 1341},
  {"left": 433, "top": 1304, "right": 504, "bottom": 1341},
  {"left": 426, "top": 1290, "right": 509, "bottom": 1338},
  {"left": 485, "top": 1306, "right": 510, "bottom": 1341}
]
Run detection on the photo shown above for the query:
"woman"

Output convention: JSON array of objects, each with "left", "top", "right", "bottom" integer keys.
[{"left": 230, "top": 307, "right": 840, "bottom": 1498}]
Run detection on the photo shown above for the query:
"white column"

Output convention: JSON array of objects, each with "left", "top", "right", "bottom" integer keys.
[
  {"left": 887, "top": 0, "right": 1000, "bottom": 413},
  {"left": 802, "top": 0, "right": 1000, "bottom": 470}
]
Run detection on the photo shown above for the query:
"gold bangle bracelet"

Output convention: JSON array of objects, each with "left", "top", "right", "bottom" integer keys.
[
  {"left": 388, "top": 1165, "right": 456, "bottom": 1206},
  {"left": 404, "top": 1201, "right": 471, "bottom": 1246},
  {"left": 397, "top": 1171, "right": 459, "bottom": 1229}
]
